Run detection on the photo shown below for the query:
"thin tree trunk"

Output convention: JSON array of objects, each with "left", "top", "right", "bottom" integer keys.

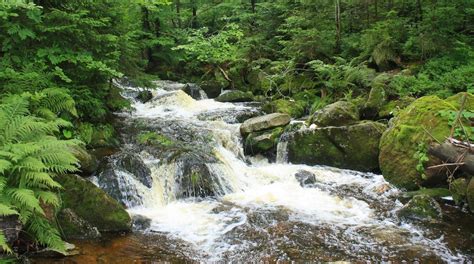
[
  {"left": 176, "top": 0, "right": 181, "bottom": 28},
  {"left": 251, "top": 0, "right": 256, "bottom": 13},
  {"left": 374, "top": 0, "right": 378, "bottom": 20},
  {"left": 191, "top": 0, "right": 198, "bottom": 28},
  {"left": 416, "top": 0, "right": 423, "bottom": 21},
  {"left": 366, "top": 0, "right": 370, "bottom": 28},
  {"left": 335, "top": 0, "right": 341, "bottom": 53}
]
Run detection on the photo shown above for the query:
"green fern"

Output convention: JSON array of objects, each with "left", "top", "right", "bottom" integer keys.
[{"left": 0, "top": 92, "right": 79, "bottom": 254}]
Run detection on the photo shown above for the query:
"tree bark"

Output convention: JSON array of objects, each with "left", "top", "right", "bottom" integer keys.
[
  {"left": 428, "top": 141, "right": 474, "bottom": 175},
  {"left": 191, "top": 0, "right": 198, "bottom": 28},
  {"left": 176, "top": 0, "right": 181, "bottom": 28},
  {"left": 335, "top": 0, "right": 341, "bottom": 53},
  {"left": 251, "top": 0, "right": 256, "bottom": 13}
]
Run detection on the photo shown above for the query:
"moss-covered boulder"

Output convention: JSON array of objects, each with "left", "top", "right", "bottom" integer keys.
[
  {"left": 262, "top": 99, "right": 306, "bottom": 118},
  {"left": 310, "top": 101, "right": 359, "bottom": 127},
  {"left": 56, "top": 175, "right": 131, "bottom": 233},
  {"left": 240, "top": 113, "right": 291, "bottom": 136},
  {"left": 397, "top": 195, "right": 443, "bottom": 222},
  {"left": 282, "top": 121, "right": 386, "bottom": 172},
  {"left": 215, "top": 90, "right": 253, "bottom": 102},
  {"left": 468, "top": 178, "right": 474, "bottom": 213},
  {"left": 379, "top": 93, "right": 474, "bottom": 190},
  {"left": 450, "top": 178, "right": 468, "bottom": 205},
  {"left": 244, "top": 127, "right": 284, "bottom": 156},
  {"left": 71, "top": 147, "right": 98, "bottom": 176}
]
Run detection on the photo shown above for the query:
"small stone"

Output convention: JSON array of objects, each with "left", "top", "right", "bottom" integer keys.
[
  {"left": 397, "top": 195, "right": 443, "bottom": 222},
  {"left": 295, "top": 170, "right": 316, "bottom": 186}
]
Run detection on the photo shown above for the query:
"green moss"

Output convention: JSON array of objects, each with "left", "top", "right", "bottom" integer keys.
[
  {"left": 467, "top": 178, "right": 474, "bottom": 213},
  {"left": 379, "top": 93, "right": 474, "bottom": 190},
  {"left": 244, "top": 127, "right": 284, "bottom": 155},
  {"left": 449, "top": 178, "right": 468, "bottom": 205},
  {"left": 398, "top": 195, "right": 443, "bottom": 221},
  {"left": 57, "top": 175, "right": 131, "bottom": 232},
  {"left": 137, "top": 131, "right": 175, "bottom": 147},
  {"left": 107, "top": 85, "right": 131, "bottom": 111},
  {"left": 402, "top": 188, "right": 450, "bottom": 199},
  {"left": 90, "top": 124, "right": 118, "bottom": 148},
  {"left": 262, "top": 99, "right": 306, "bottom": 118}
]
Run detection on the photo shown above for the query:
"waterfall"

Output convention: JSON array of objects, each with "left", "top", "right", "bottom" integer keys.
[{"left": 92, "top": 80, "right": 468, "bottom": 262}]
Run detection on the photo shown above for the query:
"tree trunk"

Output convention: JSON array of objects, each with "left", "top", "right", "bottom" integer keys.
[
  {"left": 191, "top": 0, "right": 198, "bottom": 28},
  {"left": 176, "top": 0, "right": 181, "bottom": 28},
  {"left": 416, "top": 0, "right": 423, "bottom": 22},
  {"left": 335, "top": 0, "right": 341, "bottom": 53},
  {"left": 366, "top": 0, "right": 370, "bottom": 28},
  {"left": 374, "top": 0, "right": 378, "bottom": 20},
  {"left": 251, "top": 0, "right": 256, "bottom": 13}
]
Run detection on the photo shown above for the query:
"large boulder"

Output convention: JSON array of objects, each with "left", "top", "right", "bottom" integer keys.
[
  {"left": 310, "top": 101, "right": 359, "bottom": 127},
  {"left": 262, "top": 99, "right": 306, "bottom": 118},
  {"left": 240, "top": 113, "right": 291, "bottom": 136},
  {"left": 215, "top": 90, "right": 253, "bottom": 102},
  {"left": 57, "top": 208, "right": 101, "bottom": 240},
  {"left": 56, "top": 174, "right": 131, "bottom": 233},
  {"left": 468, "top": 178, "right": 474, "bottom": 213},
  {"left": 71, "top": 147, "right": 98, "bottom": 176},
  {"left": 362, "top": 74, "right": 390, "bottom": 119},
  {"left": 379, "top": 96, "right": 415, "bottom": 118},
  {"left": 379, "top": 93, "right": 474, "bottom": 190},
  {"left": 281, "top": 121, "right": 386, "bottom": 172}
]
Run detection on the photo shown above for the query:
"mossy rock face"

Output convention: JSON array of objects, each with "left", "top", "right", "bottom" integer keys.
[
  {"left": 398, "top": 195, "right": 443, "bottom": 221},
  {"left": 71, "top": 147, "right": 98, "bottom": 176},
  {"left": 402, "top": 188, "right": 450, "bottom": 200},
  {"left": 244, "top": 127, "right": 284, "bottom": 155},
  {"left": 450, "top": 178, "right": 468, "bottom": 205},
  {"left": 215, "top": 90, "right": 253, "bottom": 102},
  {"left": 262, "top": 99, "right": 306, "bottom": 118},
  {"left": 200, "top": 80, "right": 224, "bottom": 98},
  {"left": 310, "top": 101, "right": 359, "bottom": 127},
  {"left": 283, "top": 121, "right": 386, "bottom": 172},
  {"left": 57, "top": 175, "right": 131, "bottom": 232},
  {"left": 468, "top": 178, "right": 474, "bottom": 213},
  {"left": 379, "top": 93, "right": 474, "bottom": 190}
]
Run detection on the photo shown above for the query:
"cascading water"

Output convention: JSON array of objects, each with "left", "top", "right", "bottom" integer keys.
[{"left": 90, "top": 80, "right": 470, "bottom": 262}]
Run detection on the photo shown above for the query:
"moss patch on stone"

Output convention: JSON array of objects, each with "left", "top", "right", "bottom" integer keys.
[
  {"left": 310, "top": 101, "right": 359, "bottom": 127},
  {"left": 57, "top": 174, "right": 131, "bottom": 232},
  {"left": 244, "top": 127, "right": 284, "bottom": 155},
  {"left": 398, "top": 195, "right": 443, "bottom": 221}
]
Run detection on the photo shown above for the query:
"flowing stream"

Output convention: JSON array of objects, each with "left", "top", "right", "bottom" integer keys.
[{"left": 39, "top": 81, "right": 474, "bottom": 263}]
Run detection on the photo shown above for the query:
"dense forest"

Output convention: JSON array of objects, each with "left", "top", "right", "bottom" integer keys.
[{"left": 0, "top": 0, "right": 473, "bottom": 261}]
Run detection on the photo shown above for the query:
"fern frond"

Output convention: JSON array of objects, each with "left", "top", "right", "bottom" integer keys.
[
  {"left": 0, "top": 203, "right": 18, "bottom": 217},
  {"left": 0, "top": 160, "right": 12, "bottom": 175},
  {"left": 0, "top": 231, "right": 13, "bottom": 254},
  {"left": 36, "top": 191, "right": 60, "bottom": 208},
  {"left": 27, "top": 215, "right": 65, "bottom": 253},
  {"left": 6, "top": 188, "right": 44, "bottom": 217},
  {"left": 38, "top": 88, "right": 77, "bottom": 117}
]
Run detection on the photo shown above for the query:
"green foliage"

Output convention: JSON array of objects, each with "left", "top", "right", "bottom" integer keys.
[
  {"left": 0, "top": 93, "right": 80, "bottom": 253},
  {"left": 413, "top": 143, "right": 429, "bottom": 180},
  {"left": 438, "top": 110, "right": 474, "bottom": 142}
]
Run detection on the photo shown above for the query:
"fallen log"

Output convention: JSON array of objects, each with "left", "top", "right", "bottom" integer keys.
[{"left": 428, "top": 141, "right": 474, "bottom": 175}]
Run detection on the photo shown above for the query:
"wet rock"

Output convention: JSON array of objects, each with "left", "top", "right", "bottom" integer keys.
[
  {"left": 295, "top": 170, "right": 316, "bottom": 186},
  {"left": 182, "top": 83, "right": 208, "bottom": 100},
  {"left": 401, "top": 188, "right": 450, "bottom": 200},
  {"left": 216, "top": 90, "right": 254, "bottom": 102},
  {"left": 240, "top": 113, "right": 291, "bottom": 136},
  {"left": 136, "top": 90, "right": 153, "bottom": 103},
  {"left": 57, "top": 208, "right": 101, "bottom": 239},
  {"left": 379, "top": 93, "right": 474, "bottom": 190},
  {"left": 244, "top": 127, "right": 284, "bottom": 156},
  {"left": 282, "top": 121, "right": 386, "bottom": 172},
  {"left": 132, "top": 215, "right": 151, "bottom": 231},
  {"left": 174, "top": 153, "right": 219, "bottom": 198},
  {"left": 56, "top": 174, "right": 131, "bottom": 232},
  {"left": 398, "top": 195, "right": 443, "bottom": 221},
  {"left": 200, "top": 80, "right": 224, "bottom": 98},
  {"left": 449, "top": 178, "right": 468, "bottom": 205},
  {"left": 117, "top": 153, "right": 152, "bottom": 188},
  {"left": 468, "top": 178, "right": 474, "bottom": 213},
  {"left": 310, "top": 101, "right": 359, "bottom": 127},
  {"left": 32, "top": 242, "right": 79, "bottom": 258},
  {"left": 262, "top": 99, "right": 306, "bottom": 118},
  {"left": 0, "top": 215, "right": 21, "bottom": 246}
]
